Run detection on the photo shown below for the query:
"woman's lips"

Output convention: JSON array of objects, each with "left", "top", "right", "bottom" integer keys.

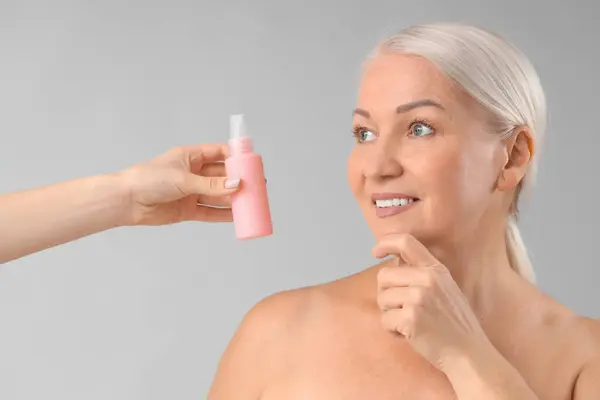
[
  {"left": 375, "top": 199, "right": 419, "bottom": 217},
  {"left": 371, "top": 193, "right": 420, "bottom": 218}
]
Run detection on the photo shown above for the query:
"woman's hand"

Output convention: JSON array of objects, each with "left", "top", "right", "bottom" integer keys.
[
  {"left": 372, "top": 233, "right": 491, "bottom": 370},
  {"left": 373, "top": 233, "right": 540, "bottom": 399},
  {"left": 119, "top": 143, "right": 240, "bottom": 226}
]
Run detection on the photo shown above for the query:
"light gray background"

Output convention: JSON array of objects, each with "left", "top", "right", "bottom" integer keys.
[{"left": 0, "top": 0, "right": 598, "bottom": 398}]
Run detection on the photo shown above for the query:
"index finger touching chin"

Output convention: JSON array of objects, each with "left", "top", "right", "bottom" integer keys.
[{"left": 372, "top": 234, "right": 440, "bottom": 268}]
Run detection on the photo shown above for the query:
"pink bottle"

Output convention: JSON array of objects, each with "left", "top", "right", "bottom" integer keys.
[{"left": 225, "top": 114, "right": 273, "bottom": 239}]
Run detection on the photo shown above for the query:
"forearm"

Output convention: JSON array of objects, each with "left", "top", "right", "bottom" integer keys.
[
  {"left": 442, "top": 345, "right": 538, "bottom": 400},
  {"left": 0, "top": 173, "right": 130, "bottom": 263}
]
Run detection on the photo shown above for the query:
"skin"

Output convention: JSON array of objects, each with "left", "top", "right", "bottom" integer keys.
[
  {"left": 0, "top": 143, "right": 240, "bottom": 263},
  {"left": 208, "top": 54, "right": 600, "bottom": 399}
]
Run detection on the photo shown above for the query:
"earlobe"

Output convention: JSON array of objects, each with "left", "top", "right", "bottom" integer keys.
[{"left": 497, "top": 168, "right": 517, "bottom": 192}]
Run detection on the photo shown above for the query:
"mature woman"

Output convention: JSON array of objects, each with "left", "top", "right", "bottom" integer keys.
[{"left": 208, "top": 23, "right": 600, "bottom": 399}]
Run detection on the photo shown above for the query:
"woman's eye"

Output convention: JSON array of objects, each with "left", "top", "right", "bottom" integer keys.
[
  {"left": 354, "top": 127, "right": 376, "bottom": 143},
  {"left": 410, "top": 122, "right": 434, "bottom": 137}
]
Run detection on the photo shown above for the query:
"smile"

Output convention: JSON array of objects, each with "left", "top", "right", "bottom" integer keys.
[
  {"left": 371, "top": 193, "right": 419, "bottom": 218},
  {"left": 374, "top": 198, "right": 416, "bottom": 208}
]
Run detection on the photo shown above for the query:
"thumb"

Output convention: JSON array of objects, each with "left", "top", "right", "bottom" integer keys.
[{"left": 183, "top": 174, "right": 241, "bottom": 196}]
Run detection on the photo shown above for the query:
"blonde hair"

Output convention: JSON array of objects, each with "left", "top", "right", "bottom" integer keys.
[{"left": 369, "top": 23, "right": 546, "bottom": 283}]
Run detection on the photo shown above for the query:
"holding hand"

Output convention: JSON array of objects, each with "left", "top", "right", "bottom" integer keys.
[
  {"left": 0, "top": 142, "right": 243, "bottom": 263},
  {"left": 373, "top": 234, "right": 491, "bottom": 370},
  {"left": 119, "top": 143, "right": 240, "bottom": 226}
]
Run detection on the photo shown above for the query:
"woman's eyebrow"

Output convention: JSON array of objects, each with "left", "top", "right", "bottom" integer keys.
[{"left": 353, "top": 99, "right": 445, "bottom": 119}]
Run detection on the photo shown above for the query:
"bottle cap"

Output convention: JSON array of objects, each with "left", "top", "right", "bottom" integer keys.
[{"left": 230, "top": 114, "right": 248, "bottom": 139}]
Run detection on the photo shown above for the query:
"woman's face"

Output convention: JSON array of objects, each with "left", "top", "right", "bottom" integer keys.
[{"left": 348, "top": 53, "right": 510, "bottom": 245}]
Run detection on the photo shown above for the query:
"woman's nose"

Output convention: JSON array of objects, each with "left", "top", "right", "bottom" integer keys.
[{"left": 363, "top": 141, "right": 404, "bottom": 181}]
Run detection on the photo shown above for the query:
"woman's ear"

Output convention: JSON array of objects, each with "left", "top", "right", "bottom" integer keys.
[{"left": 497, "top": 126, "right": 535, "bottom": 192}]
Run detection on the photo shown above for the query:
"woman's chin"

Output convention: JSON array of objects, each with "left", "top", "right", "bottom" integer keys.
[
  {"left": 370, "top": 222, "right": 445, "bottom": 242},
  {"left": 371, "top": 225, "right": 419, "bottom": 239}
]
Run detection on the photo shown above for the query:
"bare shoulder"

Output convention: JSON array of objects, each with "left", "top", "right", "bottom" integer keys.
[
  {"left": 234, "top": 286, "right": 314, "bottom": 336},
  {"left": 570, "top": 317, "right": 600, "bottom": 399},
  {"left": 207, "top": 269, "right": 370, "bottom": 399},
  {"left": 207, "top": 285, "right": 323, "bottom": 399}
]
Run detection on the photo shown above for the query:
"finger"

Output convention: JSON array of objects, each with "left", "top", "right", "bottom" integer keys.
[
  {"left": 377, "top": 266, "right": 433, "bottom": 291},
  {"left": 195, "top": 161, "right": 267, "bottom": 186},
  {"left": 372, "top": 234, "right": 439, "bottom": 268},
  {"left": 377, "top": 286, "right": 426, "bottom": 311},
  {"left": 185, "top": 143, "right": 230, "bottom": 169},
  {"left": 196, "top": 163, "right": 265, "bottom": 187},
  {"left": 194, "top": 163, "right": 233, "bottom": 205},
  {"left": 189, "top": 205, "right": 234, "bottom": 222},
  {"left": 197, "top": 162, "right": 226, "bottom": 177},
  {"left": 380, "top": 307, "right": 418, "bottom": 338},
  {"left": 181, "top": 174, "right": 241, "bottom": 197},
  {"left": 197, "top": 194, "right": 232, "bottom": 208}
]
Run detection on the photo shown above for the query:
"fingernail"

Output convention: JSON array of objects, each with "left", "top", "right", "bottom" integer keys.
[{"left": 225, "top": 178, "right": 240, "bottom": 189}]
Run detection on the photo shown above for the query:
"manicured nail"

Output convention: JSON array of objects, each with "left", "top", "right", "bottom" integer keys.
[{"left": 225, "top": 178, "right": 240, "bottom": 189}]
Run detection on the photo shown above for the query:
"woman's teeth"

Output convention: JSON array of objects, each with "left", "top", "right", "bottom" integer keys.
[{"left": 375, "top": 198, "right": 416, "bottom": 208}]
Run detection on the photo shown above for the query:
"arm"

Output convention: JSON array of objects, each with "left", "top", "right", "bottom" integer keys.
[
  {"left": 0, "top": 173, "right": 128, "bottom": 263},
  {"left": 442, "top": 343, "right": 538, "bottom": 400},
  {"left": 0, "top": 143, "right": 240, "bottom": 264},
  {"left": 208, "top": 290, "right": 303, "bottom": 399}
]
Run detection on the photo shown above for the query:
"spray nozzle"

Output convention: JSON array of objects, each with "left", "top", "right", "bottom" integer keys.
[{"left": 230, "top": 114, "right": 248, "bottom": 139}]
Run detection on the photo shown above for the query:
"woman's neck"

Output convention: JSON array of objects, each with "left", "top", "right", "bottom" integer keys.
[{"left": 428, "top": 225, "right": 519, "bottom": 321}]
